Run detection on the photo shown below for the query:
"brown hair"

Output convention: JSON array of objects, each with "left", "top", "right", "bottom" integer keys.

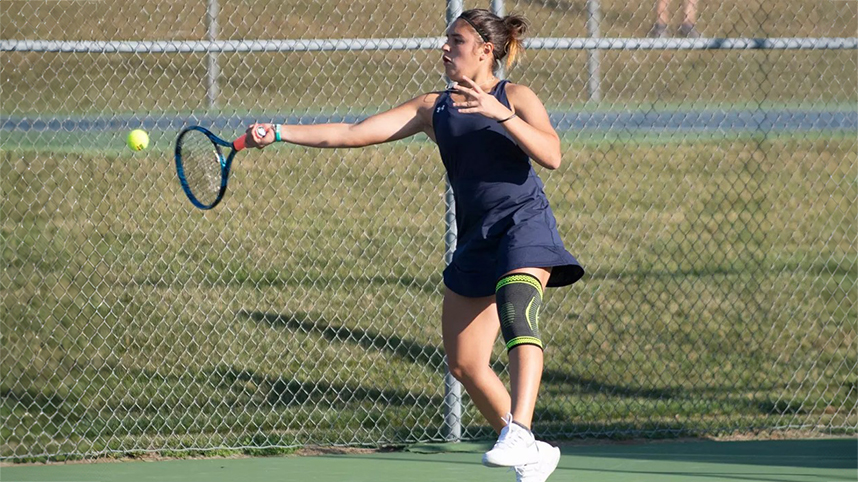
[{"left": 458, "top": 9, "right": 528, "bottom": 71}]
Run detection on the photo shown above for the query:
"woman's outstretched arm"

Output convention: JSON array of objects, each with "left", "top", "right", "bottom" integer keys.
[{"left": 246, "top": 93, "right": 438, "bottom": 149}]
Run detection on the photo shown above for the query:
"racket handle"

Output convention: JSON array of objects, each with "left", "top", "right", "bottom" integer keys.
[
  {"left": 233, "top": 134, "right": 249, "bottom": 151},
  {"left": 233, "top": 126, "right": 267, "bottom": 152}
]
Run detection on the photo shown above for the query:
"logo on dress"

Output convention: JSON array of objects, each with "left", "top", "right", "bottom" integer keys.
[{"left": 436, "top": 104, "right": 446, "bottom": 113}]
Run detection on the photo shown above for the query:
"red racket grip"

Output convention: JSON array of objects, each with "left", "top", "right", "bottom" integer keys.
[
  {"left": 233, "top": 134, "right": 249, "bottom": 151},
  {"left": 233, "top": 126, "right": 267, "bottom": 152}
]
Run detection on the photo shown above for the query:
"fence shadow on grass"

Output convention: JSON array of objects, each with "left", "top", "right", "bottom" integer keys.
[
  {"left": 540, "top": 366, "right": 804, "bottom": 421},
  {"left": 240, "top": 309, "right": 797, "bottom": 420},
  {"left": 241, "top": 309, "right": 447, "bottom": 369},
  {"left": 209, "top": 364, "right": 442, "bottom": 408}
]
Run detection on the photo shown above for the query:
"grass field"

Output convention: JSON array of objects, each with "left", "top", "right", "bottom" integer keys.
[
  {"left": 2, "top": 132, "right": 856, "bottom": 460},
  {"left": 3, "top": 49, "right": 856, "bottom": 116},
  {"left": 1, "top": 0, "right": 856, "bottom": 462}
]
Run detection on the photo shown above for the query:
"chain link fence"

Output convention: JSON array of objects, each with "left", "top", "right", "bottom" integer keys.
[{"left": 2, "top": 0, "right": 856, "bottom": 461}]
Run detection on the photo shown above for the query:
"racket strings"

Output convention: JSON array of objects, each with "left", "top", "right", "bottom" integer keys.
[{"left": 178, "top": 131, "right": 223, "bottom": 207}]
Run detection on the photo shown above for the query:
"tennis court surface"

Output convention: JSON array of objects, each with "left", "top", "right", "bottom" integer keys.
[{"left": 3, "top": 438, "right": 855, "bottom": 482}]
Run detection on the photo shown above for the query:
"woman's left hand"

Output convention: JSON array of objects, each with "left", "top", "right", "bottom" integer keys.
[{"left": 452, "top": 76, "right": 514, "bottom": 121}]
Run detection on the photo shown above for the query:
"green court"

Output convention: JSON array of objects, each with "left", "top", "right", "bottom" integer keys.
[{"left": 3, "top": 438, "right": 855, "bottom": 482}]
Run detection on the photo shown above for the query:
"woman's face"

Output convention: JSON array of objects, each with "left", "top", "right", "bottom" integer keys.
[{"left": 442, "top": 19, "right": 489, "bottom": 81}]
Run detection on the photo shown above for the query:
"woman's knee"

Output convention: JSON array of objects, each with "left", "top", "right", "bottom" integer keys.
[{"left": 446, "top": 357, "right": 489, "bottom": 384}]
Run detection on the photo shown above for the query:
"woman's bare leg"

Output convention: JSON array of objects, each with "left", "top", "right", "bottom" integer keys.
[{"left": 442, "top": 288, "right": 510, "bottom": 433}]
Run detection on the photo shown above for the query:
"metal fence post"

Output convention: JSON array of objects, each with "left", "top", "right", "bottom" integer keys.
[
  {"left": 492, "top": 0, "right": 505, "bottom": 80},
  {"left": 442, "top": 0, "right": 463, "bottom": 443},
  {"left": 491, "top": 0, "right": 504, "bottom": 18},
  {"left": 587, "top": 0, "right": 601, "bottom": 101},
  {"left": 206, "top": 0, "right": 219, "bottom": 108}
]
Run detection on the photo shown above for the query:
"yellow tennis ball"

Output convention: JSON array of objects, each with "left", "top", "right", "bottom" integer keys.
[{"left": 127, "top": 129, "right": 149, "bottom": 151}]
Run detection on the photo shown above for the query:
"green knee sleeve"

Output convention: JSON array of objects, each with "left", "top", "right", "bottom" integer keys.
[{"left": 496, "top": 273, "right": 544, "bottom": 351}]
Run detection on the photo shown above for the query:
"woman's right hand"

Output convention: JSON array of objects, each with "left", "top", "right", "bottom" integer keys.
[{"left": 246, "top": 123, "right": 277, "bottom": 149}]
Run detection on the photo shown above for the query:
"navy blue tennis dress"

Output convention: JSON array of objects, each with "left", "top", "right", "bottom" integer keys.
[{"left": 433, "top": 80, "right": 584, "bottom": 298}]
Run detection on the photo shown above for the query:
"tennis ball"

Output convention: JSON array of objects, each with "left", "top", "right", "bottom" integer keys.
[{"left": 127, "top": 129, "right": 149, "bottom": 151}]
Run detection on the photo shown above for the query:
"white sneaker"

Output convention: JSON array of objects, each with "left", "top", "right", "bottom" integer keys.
[
  {"left": 513, "top": 441, "right": 561, "bottom": 482},
  {"left": 482, "top": 414, "right": 540, "bottom": 467}
]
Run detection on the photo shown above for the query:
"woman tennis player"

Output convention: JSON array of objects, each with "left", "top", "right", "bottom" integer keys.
[{"left": 246, "top": 9, "right": 583, "bottom": 482}]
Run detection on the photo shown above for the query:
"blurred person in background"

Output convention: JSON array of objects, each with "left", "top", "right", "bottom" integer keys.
[{"left": 649, "top": 0, "right": 701, "bottom": 38}]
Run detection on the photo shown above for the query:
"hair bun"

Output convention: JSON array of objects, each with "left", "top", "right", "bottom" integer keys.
[
  {"left": 503, "top": 14, "right": 528, "bottom": 40},
  {"left": 502, "top": 14, "right": 528, "bottom": 69}
]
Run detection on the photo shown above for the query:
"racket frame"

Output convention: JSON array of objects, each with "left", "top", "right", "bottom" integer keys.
[{"left": 175, "top": 125, "right": 248, "bottom": 210}]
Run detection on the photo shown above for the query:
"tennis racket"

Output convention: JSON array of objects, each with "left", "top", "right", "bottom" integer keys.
[{"left": 174, "top": 125, "right": 266, "bottom": 210}]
